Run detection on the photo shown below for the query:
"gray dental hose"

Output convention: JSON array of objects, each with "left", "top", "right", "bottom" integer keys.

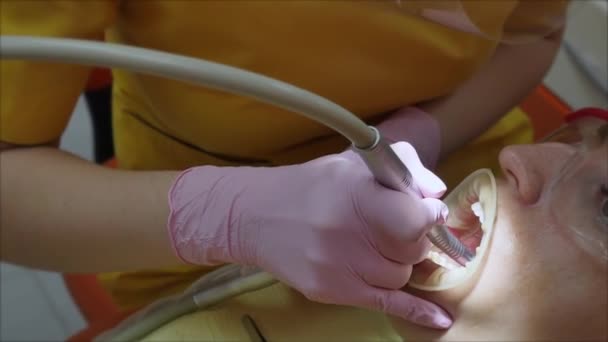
[
  {"left": 0, "top": 35, "right": 473, "bottom": 339},
  {"left": 94, "top": 266, "right": 275, "bottom": 341}
]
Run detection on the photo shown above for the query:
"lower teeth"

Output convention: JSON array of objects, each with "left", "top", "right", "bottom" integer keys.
[{"left": 428, "top": 250, "right": 460, "bottom": 270}]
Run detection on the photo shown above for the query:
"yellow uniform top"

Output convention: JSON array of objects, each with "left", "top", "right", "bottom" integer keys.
[{"left": 0, "top": 0, "right": 532, "bottom": 309}]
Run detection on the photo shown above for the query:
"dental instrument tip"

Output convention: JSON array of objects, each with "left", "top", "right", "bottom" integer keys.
[{"left": 427, "top": 225, "right": 475, "bottom": 267}]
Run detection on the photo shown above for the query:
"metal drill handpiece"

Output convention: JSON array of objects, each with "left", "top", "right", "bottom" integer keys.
[
  {"left": 355, "top": 126, "right": 475, "bottom": 266},
  {"left": 354, "top": 126, "right": 414, "bottom": 192},
  {"left": 427, "top": 224, "right": 475, "bottom": 266}
]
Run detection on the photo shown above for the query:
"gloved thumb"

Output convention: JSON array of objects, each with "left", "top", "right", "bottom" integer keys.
[
  {"left": 367, "top": 195, "right": 447, "bottom": 264},
  {"left": 390, "top": 142, "right": 447, "bottom": 198},
  {"left": 421, "top": 197, "right": 449, "bottom": 227},
  {"left": 360, "top": 287, "right": 453, "bottom": 329}
]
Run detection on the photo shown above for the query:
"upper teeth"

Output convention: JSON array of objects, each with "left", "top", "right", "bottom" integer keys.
[{"left": 471, "top": 202, "right": 484, "bottom": 223}]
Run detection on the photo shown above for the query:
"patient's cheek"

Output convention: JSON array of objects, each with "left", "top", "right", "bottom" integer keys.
[
  {"left": 489, "top": 189, "right": 607, "bottom": 321},
  {"left": 465, "top": 204, "right": 524, "bottom": 305},
  {"left": 487, "top": 197, "right": 561, "bottom": 284},
  {"left": 449, "top": 186, "right": 546, "bottom": 311}
]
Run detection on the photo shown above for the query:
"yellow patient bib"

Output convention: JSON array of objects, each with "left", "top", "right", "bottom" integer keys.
[{"left": 1, "top": 0, "right": 532, "bottom": 310}]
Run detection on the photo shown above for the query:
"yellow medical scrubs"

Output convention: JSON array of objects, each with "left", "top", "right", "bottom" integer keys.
[{"left": 1, "top": 0, "right": 533, "bottom": 310}]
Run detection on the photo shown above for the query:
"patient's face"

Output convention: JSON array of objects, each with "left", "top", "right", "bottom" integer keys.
[{"left": 397, "top": 117, "right": 608, "bottom": 341}]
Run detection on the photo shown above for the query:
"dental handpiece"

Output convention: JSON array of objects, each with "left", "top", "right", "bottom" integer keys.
[{"left": 354, "top": 127, "right": 475, "bottom": 266}]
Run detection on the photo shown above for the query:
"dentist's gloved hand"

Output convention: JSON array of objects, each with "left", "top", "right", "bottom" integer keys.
[
  {"left": 167, "top": 142, "right": 451, "bottom": 329},
  {"left": 377, "top": 106, "right": 442, "bottom": 170}
]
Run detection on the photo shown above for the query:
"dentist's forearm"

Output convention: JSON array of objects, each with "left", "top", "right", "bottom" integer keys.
[
  {"left": 0, "top": 146, "right": 183, "bottom": 272},
  {"left": 421, "top": 31, "right": 563, "bottom": 159}
]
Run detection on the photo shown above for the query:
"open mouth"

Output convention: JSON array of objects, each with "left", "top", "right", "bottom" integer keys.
[{"left": 409, "top": 169, "right": 497, "bottom": 291}]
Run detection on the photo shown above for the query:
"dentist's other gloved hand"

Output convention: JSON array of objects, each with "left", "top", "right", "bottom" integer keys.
[
  {"left": 167, "top": 142, "right": 451, "bottom": 329},
  {"left": 377, "top": 106, "right": 442, "bottom": 170}
]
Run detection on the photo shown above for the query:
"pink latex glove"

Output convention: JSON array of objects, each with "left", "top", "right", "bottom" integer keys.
[{"left": 167, "top": 140, "right": 452, "bottom": 329}]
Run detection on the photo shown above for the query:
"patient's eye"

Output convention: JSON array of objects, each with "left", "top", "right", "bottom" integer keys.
[{"left": 543, "top": 125, "right": 584, "bottom": 145}]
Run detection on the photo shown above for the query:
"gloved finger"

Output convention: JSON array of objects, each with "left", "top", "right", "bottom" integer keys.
[
  {"left": 378, "top": 232, "right": 432, "bottom": 265},
  {"left": 363, "top": 194, "right": 446, "bottom": 264},
  {"left": 358, "top": 287, "right": 453, "bottom": 329},
  {"left": 363, "top": 185, "right": 448, "bottom": 242},
  {"left": 359, "top": 260, "right": 412, "bottom": 290},
  {"left": 390, "top": 142, "right": 447, "bottom": 198}
]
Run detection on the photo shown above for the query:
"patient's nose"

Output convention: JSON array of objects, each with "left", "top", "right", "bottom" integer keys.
[{"left": 498, "top": 143, "right": 575, "bottom": 205}]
